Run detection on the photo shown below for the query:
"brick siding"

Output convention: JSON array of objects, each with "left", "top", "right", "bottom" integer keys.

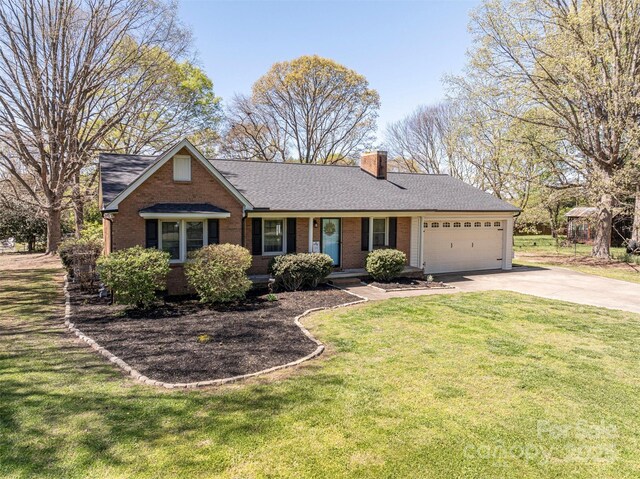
[{"left": 107, "top": 149, "right": 414, "bottom": 293}]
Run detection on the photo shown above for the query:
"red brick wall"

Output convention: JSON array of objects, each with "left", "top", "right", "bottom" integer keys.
[
  {"left": 341, "top": 217, "right": 368, "bottom": 269},
  {"left": 396, "top": 217, "right": 411, "bottom": 262},
  {"left": 341, "top": 216, "right": 411, "bottom": 269},
  {"left": 109, "top": 151, "right": 413, "bottom": 292},
  {"left": 245, "top": 218, "right": 310, "bottom": 274},
  {"left": 110, "top": 148, "right": 245, "bottom": 294},
  {"left": 246, "top": 216, "right": 412, "bottom": 274}
]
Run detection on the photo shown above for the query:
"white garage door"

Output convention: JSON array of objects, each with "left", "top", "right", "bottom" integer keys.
[{"left": 423, "top": 220, "right": 504, "bottom": 274}]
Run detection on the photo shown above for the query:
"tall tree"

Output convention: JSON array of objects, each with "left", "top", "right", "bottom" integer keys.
[
  {"left": 385, "top": 103, "right": 473, "bottom": 180},
  {"left": 101, "top": 57, "right": 221, "bottom": 155},
  {"left": 221, "top": 55, "right": 380, "bottom": 164},
  {"left": 0, "top": 0, "right": 191, "bottom": 252},
  {"left": 461, "top": 0, "right": 640, "bottom": 258}
]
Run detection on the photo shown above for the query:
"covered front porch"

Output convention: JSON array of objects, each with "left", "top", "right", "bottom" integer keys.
[{"left": 245, "top": 212, "right": 415, "bottom": 276}]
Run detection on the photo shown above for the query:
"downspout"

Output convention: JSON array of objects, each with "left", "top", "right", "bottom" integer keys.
[
  {"left": 241, "top": 210, "right": 246, "bottom": 249},
  {"left": 102, "top": 213, "right": 114, "bottom": 254}
]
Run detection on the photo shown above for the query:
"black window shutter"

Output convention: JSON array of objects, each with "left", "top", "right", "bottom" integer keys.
[
  {"left": 389, "top": 217, "right": 397, "bottom": 248},
  {"left": 145, "top": 219, "right": 158, "bottom": 249},
  {"left": 251, "top": 218, "right": 262, "bottom": 255},
  {"left": 286, "top": 218, "right": 296, "bottom": 253},
  {"left": 361, "top": 218, "right": 369, "bottom": 251},
  {"left": 207, "top": 219, "right": 220, "bottom": 245}
]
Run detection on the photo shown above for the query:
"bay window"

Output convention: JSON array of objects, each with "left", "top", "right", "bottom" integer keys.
[
  {"left": 161, "top": 221, "right": 180, "bottom": 260},
  {"left": 157, "top": 219, "right": 210, "bottom": 262},
  {"left": 186, "top": 221, "right": 204, "bottom": 253}
]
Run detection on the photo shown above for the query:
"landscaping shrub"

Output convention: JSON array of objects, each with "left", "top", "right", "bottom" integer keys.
[
  {"left": 271, "top": 253, "right": 333, "bottom": 291},
  {"left": 58, "top": 237, "right": 103, "bottom": 289},
  {"left": 80, "top": 222, "right": 103, "bottom": 242},
  {"left": 184, "top": 244, "right": 252, "bottom": 303},
  {"left": 97, "top": 246, "right": 170, "bottom": 308},
  {"left": 366, "top": 248, "right": 406, "bottom": 282}
]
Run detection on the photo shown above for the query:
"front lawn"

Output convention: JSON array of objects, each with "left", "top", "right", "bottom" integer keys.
[
  {"left": 514, "top": 235, "right": 640, "bottom": 284},
  {"left": 2, "top": 254, "right": 640, "bottom": 478}
]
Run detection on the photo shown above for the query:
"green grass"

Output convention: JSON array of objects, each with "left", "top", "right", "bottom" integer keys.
[
  {"left": 514, "top": 235, "right": 626, "bottom": 257},
  {"left": 2, "top": 262, "right": 640, "bottom": 478},
  {"left": 514, "top": 235, "right": 640, "bottom": 284}
]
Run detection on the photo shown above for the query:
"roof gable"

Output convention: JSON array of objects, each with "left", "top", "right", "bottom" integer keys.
[{"left": 101, "top": 139, "right": 252, "bottom": 211}]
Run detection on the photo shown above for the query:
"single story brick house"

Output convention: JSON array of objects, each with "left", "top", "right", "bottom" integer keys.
[{"left": 100, "top": 139, "right": 518, "bottom": 293}]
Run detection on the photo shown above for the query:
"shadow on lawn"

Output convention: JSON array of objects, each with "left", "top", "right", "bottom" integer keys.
[{"left": 0, "top": 267, "right": 343, "bottom": 477}]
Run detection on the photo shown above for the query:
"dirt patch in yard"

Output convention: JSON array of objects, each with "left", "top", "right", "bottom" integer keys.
[
  {"left": 0, "top": 252, "right": 61, "bottom": 270},
  {"left": 68, "top": 283, "right": 357, "bottom": 383}
]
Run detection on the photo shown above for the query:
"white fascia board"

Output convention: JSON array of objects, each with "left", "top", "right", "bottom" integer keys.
[
  {"left": 139, "top": 212, "right": 231, "bottom": 219},
  {"left": 247, "top": 211, "right": 517, "bottom": 219},
  {"left": 104, "top": 138, "right": 253, "bottom": 211}
]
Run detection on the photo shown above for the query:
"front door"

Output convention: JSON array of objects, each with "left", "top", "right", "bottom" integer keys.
[{"left": 321, "top": 218, "right": 341, "bottom": 266}]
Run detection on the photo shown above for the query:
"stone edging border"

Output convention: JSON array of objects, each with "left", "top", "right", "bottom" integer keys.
[{"left": 64, "top": 277, "right": 368, "bottom": 389}]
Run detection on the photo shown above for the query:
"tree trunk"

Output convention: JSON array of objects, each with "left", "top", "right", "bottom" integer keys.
[
  {"left": 592, "top": 192, "right": 613, "bottom": 258},
  {"left": 632, "top": 187, "right": 640, "bottom": 243},
  {"left": 46, "top": 207, "right": 62, "bottom": 254},
  {"left": 72, "top": 173, "right": 83, "bottom": 238}
]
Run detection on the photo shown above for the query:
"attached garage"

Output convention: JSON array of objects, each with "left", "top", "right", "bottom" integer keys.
[{"left": 423, "top": 219, "right": 506, "bottom": 274}]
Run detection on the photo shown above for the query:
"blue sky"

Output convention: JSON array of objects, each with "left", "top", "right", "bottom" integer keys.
[{"left": 178, "top": 0, "right": 480, "bottom": 142}]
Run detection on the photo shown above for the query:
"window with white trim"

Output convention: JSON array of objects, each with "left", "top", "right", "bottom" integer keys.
[
  {"left": 186, "top": 221, "right": 204, "bottom": 254},
  {"left": 158, "top": 219, "right": 208, "bottom": 262},
  {"left": 484, "top": 221, "right": 492, "bottom": 227},
  {"left": 494, "top": 221, "right": 501, "bottom": 227},
  {"left": 474, "top": 221, "right": 482, "bottom": 227},
  {"left": 263, "top": 219, "right": 285, "bottom": 254},
  {"left": 453, "top": 222, "right": 461, "bottom": 228},
  {"left": 372, "top": 218, "right": 387, "bottom": 249},
  {"left": 161, "top": 221, "right": 180, "bottom": 260},
  {"left": 173, "top": 155, "right": 191, "bottom": 182},
  {"left": 431, "top": 222, "right": 439, "bottom": 228},
  {"left": 464, "top": 222, "right": 472, "bottom": 227},
  {"left": 443, "top": 222, "right": 451, "bottom": 228}
]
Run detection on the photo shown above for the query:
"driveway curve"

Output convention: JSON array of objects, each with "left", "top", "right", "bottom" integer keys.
[{"left": 344, "top": 266, "right": 640, "bottom": 315}]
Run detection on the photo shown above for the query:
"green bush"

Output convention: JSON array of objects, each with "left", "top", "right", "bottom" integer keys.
[
  {"left": 184, "top": 244, "right": 252, "bottom": 303},
  {"left": 58, "top": 237, "right": 103, "bottom": 289},
  {"left": 97, "top": 246, "right": 170, "bottom": 308},
  {"left": 365, "top": 249, "right": 406, "bottom": 282},
  {"left": 271, "top": 253, "right": 333, "bottom": 291},
  {"left": 80, "top": 222, "right": 103, "bottom": 242}
]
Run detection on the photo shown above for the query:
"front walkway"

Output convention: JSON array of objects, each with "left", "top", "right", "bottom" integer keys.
[{"left": 343, "top": 266, "right": 640, "bottom": 315}]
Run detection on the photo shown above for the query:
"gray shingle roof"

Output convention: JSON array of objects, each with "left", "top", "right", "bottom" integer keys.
[
  {"left": 212, "top": 160, "right": 518, "bottom": 212},
  {"left": 99, "top": 153, "right": 519, "bottom": 213},
  {"left": 139, "top": 203, "right": 229, "bottom": 214},
  {"left": 100, "top": 153, "right": 156, "bottom": 205}
]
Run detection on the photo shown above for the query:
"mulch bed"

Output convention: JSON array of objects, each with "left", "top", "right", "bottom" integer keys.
[
  {"left": 369, "top": 277, "right": 452, "bottom": 292},
  {"left": 68, "top": 283, "right": 356, "bottom": 383}
]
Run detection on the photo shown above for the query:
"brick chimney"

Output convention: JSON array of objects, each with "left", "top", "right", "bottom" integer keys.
[{"left": 360, "top": 151, "right": 387, "bottom": 179}]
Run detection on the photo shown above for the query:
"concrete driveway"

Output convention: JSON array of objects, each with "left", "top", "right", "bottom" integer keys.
[{"left": 345, "top": 266, "right": 640, "bottom": 315}]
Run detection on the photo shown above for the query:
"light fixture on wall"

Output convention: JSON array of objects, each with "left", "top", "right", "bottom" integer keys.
[{"left": 313, "top": 219, "right": 318, "bottom": 228}]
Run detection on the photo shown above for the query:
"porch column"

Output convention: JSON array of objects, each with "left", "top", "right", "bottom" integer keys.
[{"left": 308, "top": 217, "right": 314, "bottom": 252}]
